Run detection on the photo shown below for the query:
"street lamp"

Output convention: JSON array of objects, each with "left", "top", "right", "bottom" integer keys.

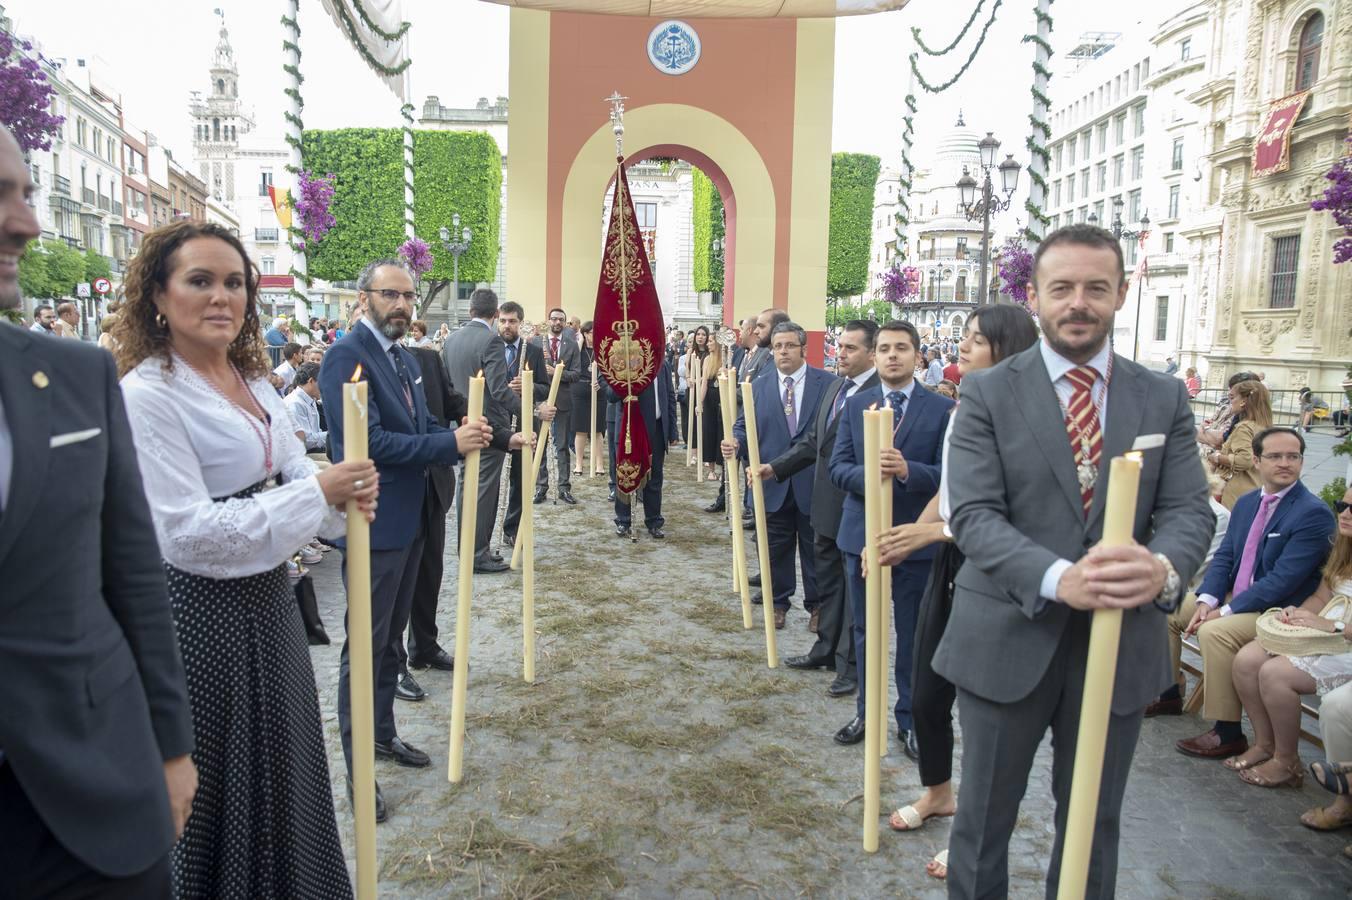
[
  {"left": 957, "top": 131, "right": 1021, "bottom": 306},
  {"left": 1095, "top": 196, "right": 1152, "bottom": 361},
  {"left": 437, "top": 212, "right": 472, "bottom": 315}
]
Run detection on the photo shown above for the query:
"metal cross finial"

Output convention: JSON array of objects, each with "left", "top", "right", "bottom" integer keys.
[{"left": 606, "top": 92, "right": 628, "bottom": 157}]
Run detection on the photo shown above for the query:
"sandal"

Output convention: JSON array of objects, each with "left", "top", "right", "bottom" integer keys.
[
  {"left": 888, "top": 804, "right": 953, "bottom": 832},
  {"left": 572, "top": 468, "right": 583, "bottom": 476},
  {"left": 1238, "top": 760, "right": 1303, "bottom": 789},
  {"left": 926, "top": 849, "right": 949, "bottom": 880},
  {"left": 1310, "top": 760, "right": 1352, "bottom": 795},
  {"left": 1300, "top": 805, "right": 1352, "bottom": 831},
  {"left": 1223, "top": 750, "right": 1272, "bottom": 771}
]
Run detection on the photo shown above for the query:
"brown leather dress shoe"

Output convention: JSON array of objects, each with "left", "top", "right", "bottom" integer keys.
[
  {"left": 1144, "top": 696, "right": 1183, "bottom": 718},
  {"left": 773, "top": 608, "right": 786, "bottom": 629},
  {"left": 1176, "top": 729, "right": 1249, "bottom": 759}
]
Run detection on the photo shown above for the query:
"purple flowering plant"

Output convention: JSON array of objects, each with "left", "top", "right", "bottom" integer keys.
[
  {"left": 1311, "top": 134, "right": 1352, "bottom": 265},
  {"left": 398, "top": 237, "right": 434, "bottom": 277},
  {"left": 0, "top": 32, "right": 63, "bottom": 153},
  {"left": 294, "top": 170, "right": 336, "bottom": 244},
  {"left": 881, "top": 264, "right": 920, "bottom": 305},
  {"left": 996, "top": 237, "right": 1034, "bottom": 309}
]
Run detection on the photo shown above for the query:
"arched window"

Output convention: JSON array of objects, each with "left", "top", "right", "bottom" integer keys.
[
  {"left": 213, "top": 119, "right": 220, "bottom": 141},
  {"left": 1296, "top": 13, "right": 1324, "bottom": 91},
  {"left": 216, "top": 78, "right": 225, "bottom": 95}
]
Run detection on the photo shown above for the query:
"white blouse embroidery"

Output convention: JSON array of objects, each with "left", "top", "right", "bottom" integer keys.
[{"left": 121, "top": 357, "right": 345, "bottom": 579}]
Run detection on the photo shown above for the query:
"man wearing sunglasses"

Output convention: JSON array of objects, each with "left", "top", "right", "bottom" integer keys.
[{"left": 1156, "top": 426, "right": 1336, "bottom": 761}]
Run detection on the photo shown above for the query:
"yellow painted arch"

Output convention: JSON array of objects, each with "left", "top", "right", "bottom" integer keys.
[{"left": 560, "top": 103, "right": 776, "bottom": 325}]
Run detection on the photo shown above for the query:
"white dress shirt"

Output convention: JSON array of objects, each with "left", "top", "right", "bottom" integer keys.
[
  {"left": 121, "top": 357, "right": 344, "bottom": 579},
  {"left": 1038, "top": 338, "right": 1114, "bottom": 601},
  {"left": 360, "top": 316, "right": 401, "bottom": 378},
  {"left": 284, "top": 388, "right": 328, "bottom": 452},
  {"left": 778, "top": 362, "right": 808, "bottom": 415}
]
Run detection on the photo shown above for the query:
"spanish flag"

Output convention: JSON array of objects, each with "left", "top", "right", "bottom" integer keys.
[{"left": 267, "top": 184, "right": 293, "bottom": 230}]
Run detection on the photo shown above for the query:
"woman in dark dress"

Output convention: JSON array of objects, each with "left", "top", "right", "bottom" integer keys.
[
  {"left": 684, "top": 325, "right": 724, "bottom": 481},
  {"left": 571, "top": 321, "right": 606, "bottom": 474},
  {"left": 115, "top": 221, "right": 377, "bottom": 899}
]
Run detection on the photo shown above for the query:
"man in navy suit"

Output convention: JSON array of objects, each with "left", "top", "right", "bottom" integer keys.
[
  {"left": 1158, "top": 426, "right": 1335, "bottom": 759},
  {"left": 726, "top": 321, "right": 836, "bottom": 629},
  {"left": 606, "top": 359, "right": 678, "bottom": 538},
  {"left": 828, "top": 320, "right": 954, "bottom": 758},
  {"left": 320, "top": 259, "right": 492, "bottom": 820}
]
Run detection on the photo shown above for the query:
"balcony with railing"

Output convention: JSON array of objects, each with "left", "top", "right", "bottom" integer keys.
[
  {"left": 255, "top": 227, "right": 280, "bottom": 243},
  {"left": 82, "top": 187, "right": 96, "bottom": 206},
  {"left": 113, "top": 200, "right": 123, "bottom": 217},
  {"left": 97, "top": 194, "right": 112, "bottom": 212},
  {"left": 52, "top": 174, "right": 70, "bottom": 196}
]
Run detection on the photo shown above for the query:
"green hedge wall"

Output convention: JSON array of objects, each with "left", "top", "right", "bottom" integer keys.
[
  {"left": 301, "top": 128, "right": 501, "bottom": 284},
  {"left": 826, "top": 152, "right": 880, "bottom": 299},
  {"left": 691, "top": 166, "right": 724, "bottom": 294}
]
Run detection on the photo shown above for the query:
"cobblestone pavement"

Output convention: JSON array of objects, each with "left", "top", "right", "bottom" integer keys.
[{"left": 303, "top": 449, "right": 1352, "bottom": 898}]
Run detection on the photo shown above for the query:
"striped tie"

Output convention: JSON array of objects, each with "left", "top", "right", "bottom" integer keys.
[{"left": 1064, "top": 365, "right": 1102, "bottom": 515}]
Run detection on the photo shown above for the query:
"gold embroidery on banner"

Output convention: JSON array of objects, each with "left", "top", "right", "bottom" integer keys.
[{"left": 602, "top": 178, "right": 646, "bottom": 292}]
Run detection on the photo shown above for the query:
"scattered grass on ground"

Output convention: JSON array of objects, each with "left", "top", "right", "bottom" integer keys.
[{"left": 668, "top": 745, "right": 826, "bottom": 838}]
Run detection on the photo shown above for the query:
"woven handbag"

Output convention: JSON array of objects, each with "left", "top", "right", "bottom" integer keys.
[{"left": 1255, "top": 594, "right": 1352, "bottom": 657}]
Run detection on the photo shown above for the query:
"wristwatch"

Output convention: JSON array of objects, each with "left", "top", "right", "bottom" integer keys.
[
  {"left": 1152, "top": 553, "right": 1182, "bottom": 605},
  {"left": 1335, "top": 620, "right": 1347, "bottom": 634}
]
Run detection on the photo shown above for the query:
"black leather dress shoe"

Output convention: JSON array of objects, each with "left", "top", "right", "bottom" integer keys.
[
  {"left": 704, "top": 497, "right": 726, "bottom": 513},
  {"left": 747, "top": 572, "right": 761, "bottom": 587},
  {"left": 834, "top": 716, "right": 866, "bottom": 746},
  {"left": 742, "top": 514, "right": 756, "bottom": 530},
  {"left": 489, "top": 549, "right": 505, "bottom": 562},
  {"left": 647, "top": 525, "right": 665, "bottom": 539},
  {"left": 616, "top": 523, "right": 632, "bottom": 536},
  {"left": 533, "top": 487, "right": 548, "bottom": 504},
  {"left": 826, "top": 676, "right": 857, "bottom": 697},
  {"left": 750, "top": 592, "right": 763, "bottom": 606},
  {"left": 559, "top": 490, "right": 577, "bottom": 505},
  {"left": 375, "top": 736, "right": 431, "bottom": 768},
  {"left": 346, "top": 777, "right": 387, "bottom": 823},
  {"left": 395, "top": 671, "right": 426, "bottom": 702},
  {"left": 473, "top": 557, "right": 511, "bottom": 574},
  {"left": 784, "top": 654, "right": 833, "bottom": 670},
  {"left": 409, "top": 647, "right": 455, "bottom": 671},
  {"left": 900, "top": 728, "right": 920, "bottom": 762}
]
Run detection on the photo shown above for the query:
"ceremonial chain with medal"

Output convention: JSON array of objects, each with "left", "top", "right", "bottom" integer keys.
[{"left": 1056, "top": 353, "right": 1112, "bottom": 494}]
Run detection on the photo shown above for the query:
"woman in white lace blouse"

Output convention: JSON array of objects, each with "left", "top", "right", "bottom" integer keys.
[{"left": 114, "top": 220, "right": 373, "bottom": 899}]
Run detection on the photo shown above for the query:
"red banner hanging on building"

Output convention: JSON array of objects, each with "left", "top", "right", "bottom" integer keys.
[
  {"left": 1253, "top": 91, "right": 1311, "bottom": 178},
  {"left": 593, "top": 160, "right": 665, "bottom": 498}
]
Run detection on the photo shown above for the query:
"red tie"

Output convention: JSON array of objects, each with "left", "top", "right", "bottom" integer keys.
[
  {"left": 551, "top": 336, "right": 560, "bottom": 362},
  {"left": 1065, "top": 365, "right": 1103, "bottom": 515}
]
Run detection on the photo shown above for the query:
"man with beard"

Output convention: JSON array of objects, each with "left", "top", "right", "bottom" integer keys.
[
  {"left": 320, "top": 260, "right": 494, "bottom": 800},
  {"left": 530, "top": 307, "right": 581, "bottom": 504},
  {"left": 933, "top": 225, "right": 1212, "bottom": 897},
  {"left": 732, "top": 308, "right": 789, "bottom": 530},
  {"left": 498, "top": 301, "right": 549, "bottom": 546},
  {"left": 28, "top": 303, "right": 55, "bottom": 334}
]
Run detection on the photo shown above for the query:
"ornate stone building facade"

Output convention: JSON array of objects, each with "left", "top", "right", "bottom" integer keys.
[{"left": 1190, "top": 0, "right": 1350, "bottom": 390}]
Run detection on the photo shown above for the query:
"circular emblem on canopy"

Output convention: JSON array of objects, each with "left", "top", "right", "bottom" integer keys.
[{"left": 647, "top": 20, "right": 701, "bottom": 76}]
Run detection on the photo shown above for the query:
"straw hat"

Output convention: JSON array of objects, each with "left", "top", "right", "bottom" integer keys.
[{"left": 1256, "top": 595, "right": 1352, "bottom": 657}]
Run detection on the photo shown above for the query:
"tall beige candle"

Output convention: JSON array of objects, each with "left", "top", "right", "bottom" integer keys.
[
  {"left": 862, "top": 407, "right": 883, "bottom": 853},
  {"left": 876, "top": 404, "right": 894, "bottom": 758},
  {"left": 448, "top": 371, "right": 485, "bottom": 783},
  {"left": 511, "top": 361, "right": 565, "bottom": 570},
  {"left": 719, "top": 371, "right": 753, "bottom": 629},
  {"left": 589, "top": 359, "right": 599, "bottom": 478},
  {"left": 343, "top": 373, "right": 377, "bottom": 899},
  {"left": 741, "top": 379, "right": 778, "bottom": 668},
  {"left": 1057, "top": 452, "right": 1143, "bottom": 900},
  {"left": 521, "top": 365, "right": 536, "bottom": 683}
]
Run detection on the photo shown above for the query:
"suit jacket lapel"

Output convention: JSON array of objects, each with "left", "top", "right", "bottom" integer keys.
[
  {"left": 795, "top": 370, "right": 823, "bottom": 441},
  {"left": 1009, "top": 348, "right": 1083, "bottom": 520},
  {"left": 894, "top": 382, "right": 924, "bottom": 450},
  {"left": 0, "top": 327, "right": 52, "bottom": 568},
  {"left": 1087, "top": 355, "right": 1146, "bottom": 528},
  {"left": 357, "top": 327, "right": 415, "bottom": 429}
]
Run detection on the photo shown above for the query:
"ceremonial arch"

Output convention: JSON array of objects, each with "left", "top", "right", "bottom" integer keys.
[{"left": 503, "top": 8, "right": 836, "bottom": 358}]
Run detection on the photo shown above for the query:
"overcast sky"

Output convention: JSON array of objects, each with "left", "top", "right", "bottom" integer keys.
[{"left": 12, "top": 0, "right": 1178, "bottom": 227}]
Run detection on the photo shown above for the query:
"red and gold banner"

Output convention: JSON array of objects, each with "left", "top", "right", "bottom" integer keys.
[
  {"left": 267, "top": 184, "right": 293, "bottom": 230},
  {"left": 1253, "top": 91, "right": 1311, "bottom": 178},
  {"left": 594, "top": 161, "right": 664, "bottom": 497}
]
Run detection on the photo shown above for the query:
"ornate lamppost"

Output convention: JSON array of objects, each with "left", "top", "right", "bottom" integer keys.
[
  {"left": 1090, "top": 197, "right": 1150, "bottom": 359},
  {"left": 957, "top": 131, "right": 1022, "bottom": 306},
  {"left": 438, "top": 212, "right": 472, "bottom": 316}
]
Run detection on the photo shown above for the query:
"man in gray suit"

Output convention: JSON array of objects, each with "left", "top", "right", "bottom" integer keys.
[
  {"left": 934, "top": 224, "right": 1213, "bottom": 899},
  {"left": 442, "top": 288, "right": 518, "bottom": 573},
  {"left": 530, "top": 306, "right": 581, "bottom": 504}
]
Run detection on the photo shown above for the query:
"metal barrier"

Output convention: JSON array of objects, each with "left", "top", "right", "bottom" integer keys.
[{"left": 1188, "top": 386, "right": 1349, "bottom": 432}]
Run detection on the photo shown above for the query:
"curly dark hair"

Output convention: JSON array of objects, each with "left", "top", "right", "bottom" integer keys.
[{"left": 112, "top": 220, "right": 269, "bottom": 379}]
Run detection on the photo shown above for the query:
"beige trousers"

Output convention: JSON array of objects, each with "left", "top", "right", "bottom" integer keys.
[
  {"left": 1167, "top": 594, "right": 1259, "bottom": 722},
  {"left": 1322, "top": 681, "right": 1352, "bottom": 763}
]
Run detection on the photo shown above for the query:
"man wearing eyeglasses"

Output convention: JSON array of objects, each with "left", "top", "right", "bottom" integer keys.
[
  {"left": 529, "top": 307, "right": 581, "bottom": 504},
  {"left": 1158, "top": 426, "right": 1336, "bottom": 761}
]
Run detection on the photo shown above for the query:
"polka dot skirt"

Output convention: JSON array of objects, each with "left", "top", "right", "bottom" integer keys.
[{"left": 166, "top": 487, "right": 352, "bottom": 899}]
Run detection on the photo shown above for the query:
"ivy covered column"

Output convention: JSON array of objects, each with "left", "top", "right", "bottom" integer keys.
[
  {"left": 1022, "top": 0, "right": 1054, "bottom": 242},
  {"left": 282, "top": 0, "right": 310, "bottom": 325}
]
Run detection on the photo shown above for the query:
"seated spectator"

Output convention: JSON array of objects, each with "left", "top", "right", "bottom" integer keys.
[
  {"left": 303, "top": 345, "right": 324, "bottom": 367},
  {"left": 284, "top": 363, "right": 327, "bottom": 453},
  {"left": 1185, "top": 366, "right": 1201, "bottom": 398},
  {"left": 1199, "top": 371, "right": 1260, "bottom": 448},
  {"left": 264, "top": 315, "right": 291, "bottom": 346},
  {"left": 934, "top": 379, "right": 958, "bottom": 400},
  {"left": 408, "top": 319, "right": 431, "bottom": 347},
  {"left": 1305, "top": 682, "right": 1352, "bottom": 849},
  {"left": 1299, "top": 387, "right": 1331, "bottom": 432},
  {"left": 1206, "top": 379, "right": 1272, "bottom": 510},
  {"left": 1154, "top": 427, "right": 1336, "bottom": 760},
  {"left": 272, "top": 342, "right": 303, "bottom": 393},
  {"left": 1227, "top": 485, "right": 1352, "bottom": 788}
]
